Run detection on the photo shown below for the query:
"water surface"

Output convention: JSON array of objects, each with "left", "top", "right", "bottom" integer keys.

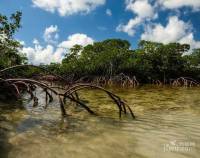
[{"left": 0, "top": 85, "right": 200, "bottom": 158}]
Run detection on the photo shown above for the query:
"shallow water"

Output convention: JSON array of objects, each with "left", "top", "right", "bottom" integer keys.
[{"left": 0, "top": 85, "right": 200, "bottom": 158}]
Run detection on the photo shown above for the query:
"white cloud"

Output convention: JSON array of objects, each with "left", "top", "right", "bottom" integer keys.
[
  {"left": 33, "top": 38, "right": 39, "bottom": 45},
  {"left": 141, "top": 16, "right": 190, "bottom": 43},
  {"left": 32, "top": 0, "right": 106, "bottom": 16},
  {"left": 22, "top": 33, "right": 94, "bottom": 65},
  {"left": 158, "top": 0, "right": 200, "bottom": 10},
  {"left": 141, "top": 16, "right": 200, "bottom": 50},
  {"left": 22, "top": 43, "right": 63, "bottom": 65},
  {"left": 43, "top": 25, "right": 59, "bottom": 44},
  {"left": 106, "top": 9, "right": 112, "bottom": 16},
  {"left": 59, "top": 33, "right": 94, "bottom": 49},
  {"left": 126, "top": 0, "right": 155, "bottom": 19},
  {"left": 116, "top": 17, "right": 142, "bottom": 36},
  {"left": 117, "top": 0, "right": 156, "bottom": 36},
  {"left": 179, "top": 33, "right": 200, "bottom": 50}
]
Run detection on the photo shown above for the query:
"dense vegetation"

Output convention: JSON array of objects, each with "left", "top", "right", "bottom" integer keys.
[
  {"left": 0, "top": 11, "right": 27, "bottom": 69},
  {"left": 1, "top": 11, "right": 200, "bottom": 84},
  {"left": 53, "top": 40, "right": 200, "bottom": 84}
]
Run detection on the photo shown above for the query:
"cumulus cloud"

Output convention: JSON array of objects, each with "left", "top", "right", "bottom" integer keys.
[
  {"left": 22, "top": 33, "right": 94, "bottom": 65},
  {"left": 116, "top": 17, "right": 142, "bottom": 36},
  {"left": 117, "top": 0, "right": 200, "bottom": 37},
  {"left": 106, "top": 9, "right": 112, "bottom": 16},
  {"left": 43, "top": 25, "right": 59, "bottom": 44},
  {"left": 141, "top": 16, "right": 200, "bottom": 50},
  {"left": 158, "top": 0, "right": 200, "bottom": 11},
  {"left": 59, "top": 33, "right": 94, "bottom": 49},
  {"left": 33, "top": 38, "right": 39, "bottom": 45},
  {"left": 22, "top": 42, "right": 64, "bottom": 65},
  {"left": 117, "top": 0, "right": 156, "bottom": 36},
  {"left": 126, "top": 0, "right": 155, "bottom": 19},
  {"left": 179, "top": 33, "right": 200, "bottom": 49},
  {"left": 32, "top": 0, "right": 106, "bottom": 16},
  {"left": 141, "top": 16, "right": 190, "bottom": 43}
]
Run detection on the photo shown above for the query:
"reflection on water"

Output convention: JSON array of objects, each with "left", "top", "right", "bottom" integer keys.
[{"left": 0, "top": 85, "right": 200, "bottom": 158}]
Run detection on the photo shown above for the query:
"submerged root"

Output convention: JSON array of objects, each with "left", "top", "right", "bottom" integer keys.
[
  {"left": 0, "top": 65, "right": 136, "bottom": 120},
  {"left": 63, "top": 83, "right": 135, "bottom": 119}
]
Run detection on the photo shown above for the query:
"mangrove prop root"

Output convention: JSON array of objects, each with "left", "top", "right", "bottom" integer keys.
[
  {"left": 33, "top": 96, "right": 39, "bottom": 107},
  {"left": 171, "top": 77, "right": 199, "bottom": 87},
  {"left": 59, "top": 95, "right": 67, "bottom": 117},
  {"left": 152, "top": 80, "right": 163, "bottom": 86},
  {"left": 63, "top": 83, "right": 135, "bottom": 119},
  {"left": 0, "top": 65, "right": 136, "bottom": 120},
  {"left": 92, "top": 73, "right": 139, "bottom": 87}
]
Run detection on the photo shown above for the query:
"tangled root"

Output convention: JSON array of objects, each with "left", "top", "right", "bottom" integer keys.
[
  {"left": 0, "top": 65, "right": 135, "bottom": 120},
  {"left": 93, "top": 73, "right": 139, "bottom": 87},
  {"left": 171, "top": 77, "right": 199, "bottom": 87}
]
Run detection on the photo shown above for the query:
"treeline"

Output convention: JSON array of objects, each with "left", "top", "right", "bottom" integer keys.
[
  {"left": 46, "top": 39, "right": 200, "bottom": 84},
  {"left": 1, "top": 11, "right": 200, "bottom": 84}
]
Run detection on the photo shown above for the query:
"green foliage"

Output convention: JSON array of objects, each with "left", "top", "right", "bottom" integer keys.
[
  {"left": 133, "top": 41, "right": 190, "bottom": 82},
  {"left": 59, "top": 39, "right": 200, "bottom": 83},
  {"left": 182, "top": 48, "right": 200, "bottom": 79},
  {"left": 0, "top": 11, "right": 27, "bottom": 69},
  {"left": 61, "top": 39, "right": 133, "bottom": 77}
]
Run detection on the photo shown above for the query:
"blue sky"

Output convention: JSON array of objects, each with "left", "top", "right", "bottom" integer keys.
[{"left": 1, "top": 0, "right": 200, "bottom": 64}]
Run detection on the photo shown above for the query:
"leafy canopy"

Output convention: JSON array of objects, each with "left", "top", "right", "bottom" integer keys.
[{"left": 0, "top": 11, "right": 27, "bottom": 69}]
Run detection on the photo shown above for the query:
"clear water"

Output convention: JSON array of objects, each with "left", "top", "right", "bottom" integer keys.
[{"left": 0, "top": 85, "right": 200, "bottom": 158}]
